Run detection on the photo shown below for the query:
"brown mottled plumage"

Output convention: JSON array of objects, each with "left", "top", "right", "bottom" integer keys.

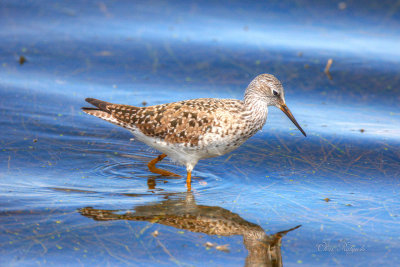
[
  {"left": 84, "top": 98, "right": 247, "bottom": 147},
  {"left": 82, "top": 74, "right": 306, "bottom": 189}
]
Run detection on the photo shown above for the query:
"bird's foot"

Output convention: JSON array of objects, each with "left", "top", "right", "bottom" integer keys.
[{"left": 147, "top": 154, "right": 181, "bottom": 177}]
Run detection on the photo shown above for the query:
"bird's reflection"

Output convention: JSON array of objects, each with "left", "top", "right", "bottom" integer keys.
[{"left": 79, "top": 183, "right": 300, "bottom": 267}]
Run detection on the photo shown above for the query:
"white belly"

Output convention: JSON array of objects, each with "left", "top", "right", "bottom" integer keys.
[{"left": 129, "top": 127, "right": 248, "bottom": 172}]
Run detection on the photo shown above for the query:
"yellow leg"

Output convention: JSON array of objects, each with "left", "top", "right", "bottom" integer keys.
[
  {"left": 147, "top": 154, "right": 180, "bottom": 177},
  {"left": 186, "top": 171, "right": 192, "bottom": 191}
]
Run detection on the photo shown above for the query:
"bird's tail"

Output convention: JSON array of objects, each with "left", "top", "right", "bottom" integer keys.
[
  {"left": 82, "top": 98, "right": 117, "bottom": 123},
  {"left": 82, "top": 98, "right": 138, "bottom": 130},
  {"left": 83, "top": 98, "right": 111, "bottom": 111}
]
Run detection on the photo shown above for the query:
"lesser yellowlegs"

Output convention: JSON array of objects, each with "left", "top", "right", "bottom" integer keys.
[{"left": 82, "top": 74, "right": 306, "bottom": 190}]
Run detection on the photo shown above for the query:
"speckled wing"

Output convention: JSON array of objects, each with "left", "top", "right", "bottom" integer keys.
[{"left": 82, "top": 98, "right": 245, "bottom": 146}]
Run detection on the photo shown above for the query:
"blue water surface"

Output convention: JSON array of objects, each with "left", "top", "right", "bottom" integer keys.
[{"left": 1, "top": 1, "right": 400, "bottom": 266}]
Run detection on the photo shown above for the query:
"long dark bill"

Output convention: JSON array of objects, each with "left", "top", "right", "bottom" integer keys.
[{"left": 279, "top": 104, "right": 307, "bottom": 137}]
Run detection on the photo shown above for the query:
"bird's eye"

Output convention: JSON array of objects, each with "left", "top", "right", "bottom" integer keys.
[{"left": 273, "top": 90, "right": 279, "bottom": 96}]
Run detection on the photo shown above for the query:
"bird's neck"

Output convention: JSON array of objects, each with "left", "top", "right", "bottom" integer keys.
[{"left": 243, "top": 91, "right": 269, "bottom": 130}]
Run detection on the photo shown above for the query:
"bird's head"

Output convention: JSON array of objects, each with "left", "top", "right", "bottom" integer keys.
[{"left": 245, "top": 74, "right": 307, "bottom": 137}]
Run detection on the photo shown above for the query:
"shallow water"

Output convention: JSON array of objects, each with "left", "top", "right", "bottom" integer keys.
[{"left": 1, "top": 1, "right": 400, "bottom": 266}]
